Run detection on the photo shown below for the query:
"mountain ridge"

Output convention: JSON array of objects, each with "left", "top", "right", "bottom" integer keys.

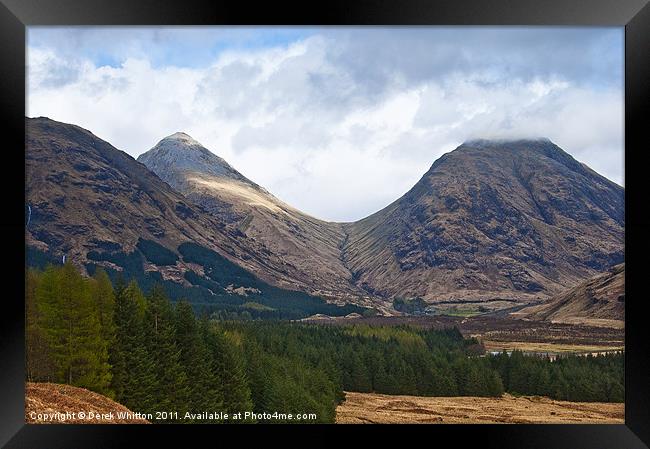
[
  {"left": 512, "top": 263, "right": 624, "bottom": 328},
  {"left": 25, "top": 117, "right": 377, "bottom": 316},
  {"left": 140, "top": 129, "right": 624, "bottom": 304},
  {"left": 138, "top": 132, "right": 370, "bottom": 301},
  {"left": 28, "top": 116, "right": 624, "bottom": 312}
]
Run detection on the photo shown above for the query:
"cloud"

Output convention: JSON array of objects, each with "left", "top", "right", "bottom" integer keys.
[
  {"left": 27, "top": 27, "right": 624, "bottom": 221},
  {"left": 27, "top": 47, "right": 82, "bottom": 88}
]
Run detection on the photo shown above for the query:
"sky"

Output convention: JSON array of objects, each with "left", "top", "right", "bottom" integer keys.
[{"left": 27, "top": 27, "right": 624, "bottom": 222}]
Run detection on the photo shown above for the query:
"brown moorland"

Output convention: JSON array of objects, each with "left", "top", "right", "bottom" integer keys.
[
  {"left": 336, "top": 391, "right": 624, "bottom": 424},
  {"left": 25, "top": 382, "right": 149, "bottom": 424}
]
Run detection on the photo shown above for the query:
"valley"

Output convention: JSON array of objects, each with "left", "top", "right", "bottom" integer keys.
[
  {"left": 27, "top": 118, "right": 624, "bottom": 320},
  {"left": 304, "top": 313, "right": 624, "bottom": 356},
  {"left": 21, "top": 24, "right": 633, "bottom": 429},
  {"left": 24, "top": 117, "right": 626, "bottom": 425}
]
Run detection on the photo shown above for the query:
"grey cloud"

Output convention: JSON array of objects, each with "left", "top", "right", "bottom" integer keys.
[
  {"left": 323, "top": 28, "right": 623, "bottom": 92},
  {"left": 27, "top": 27, "right": 623, "bottom": 221},
  {"left": 195, "top": 63, "right": 264, "bottom": 120},
  {"left": 27, "top": 48, "right": 81, "bottom": 89},
  {"left": 37, "top": 64, "right": 79, "bottom": 88}
]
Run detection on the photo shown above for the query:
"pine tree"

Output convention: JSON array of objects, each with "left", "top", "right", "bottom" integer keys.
[
  {"left": 462, "top": 363, "right": 483, "bottom": 396},
  {"left": 530, "top": 365, "right": 551, "bottom": 396},
  {"left": 26, "top": 268, "right": 55, "bottom": 381},
  {"left": 144, "top": 285, "right": 190, "bottom": 417},
  {"left": 90, "top": 268, "right": 116, "bottom": 348},
  {"left": 507, "top": 350, "right": 528, "bottom": 394},
  {"left": 344, "top": 349, "right": 372, "bottom": 392},
  {"left": 484, "top": 368, "right": 505, "bottom": 397},
  {"left": 204, "top": 322, "right": 253, "bottom": 414},
  {"left": 111, "top": 280, "right": 159, "bottom": 413},
  {"left": 549, "top": 368, "right": 569, "bottom": 400},
  {"left": 243, "top": 338, "right": 270, "bottom": 418},
  {"left": 175, "top": 300, "right": 223, "bottom": 422},
  {"left": 36, "top": 263, "right": 112, "bottom": 393}
]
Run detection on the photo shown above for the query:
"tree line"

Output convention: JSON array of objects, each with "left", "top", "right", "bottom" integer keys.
[
  {"left": 26, "top": 263, "right": 624, "bottom": 424},
  {"left": 224, "top": 322, "right": 623, "bottom": 403},
  {"left": 226, "top": 322, "right": 504, "bottom": 398},
  {"left": 489, "top": 349, "right": 624, "bottom": 402},
  {"left": 26, "top": 264, "right": 252, "bottom": 422}
]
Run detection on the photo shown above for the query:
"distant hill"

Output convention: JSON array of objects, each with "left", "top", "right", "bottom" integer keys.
[
  {"left": 512, "top": 264, "right": 624, "bottom": 328},
  {"left": 25, "top": 382, "right": 149, "bottom": 424}
]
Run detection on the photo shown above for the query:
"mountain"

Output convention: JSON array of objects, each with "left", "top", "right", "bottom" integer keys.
[
  {"left": 138, "top": 133, "right": 365, "bottom": 300},
  {"left": 27, "top": 118, "right": 624, "bottom": 314},
  {"left": 512, "top": 264, "right": 624, "bottom": 328},
  {"left": 341, "top": 139, "right": 624, "bottom": 304},
  {"left": 25, "top": 117, "right": 367, "bottom": 318},
  {"left": 136, "top": 132, "right": 255, "bottom": 194},
  {"left": 26, "top": 118, "right": 221, "bottom": 262}
]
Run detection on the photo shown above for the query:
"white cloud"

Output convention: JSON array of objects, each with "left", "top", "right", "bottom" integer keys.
[{"left": 27, "top": 29, "right": 624, "bottom": 222}]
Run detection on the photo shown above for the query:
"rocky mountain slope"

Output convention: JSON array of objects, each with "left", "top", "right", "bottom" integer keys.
[
  {"left": 137, "top": 134, "right": 363, "bottom": 301},
  {"left": 342, "top": 139, "right": 624, "bottom": 304},
  {"left": 25, "top": 117, "right": 368, "bottom": 317},
  {"left": 25, "top": 117, "right": 258, "bottom": 282},
  {"left": 512, "top": 264, "right": 624, "bottom": 328},
  {"left": 27, "top": 118, "right": 624, "bottom": 313}
]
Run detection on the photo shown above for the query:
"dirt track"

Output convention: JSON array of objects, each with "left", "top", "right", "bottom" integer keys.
[{"left": 336, "top": 391, "right": 624, "bottom": 424}]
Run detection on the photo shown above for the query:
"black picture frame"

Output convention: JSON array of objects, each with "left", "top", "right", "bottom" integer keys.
[{"left": 1, "top": 0, "right": 648, "bottom": 447}]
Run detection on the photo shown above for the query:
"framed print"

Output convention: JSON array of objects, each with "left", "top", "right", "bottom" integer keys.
[{"left": 1, "top": 0, "right": 649, "bottom": 447}]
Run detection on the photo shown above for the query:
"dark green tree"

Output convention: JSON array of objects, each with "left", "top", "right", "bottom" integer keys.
[
  {"left": 203, "top": 321, "right": 253, "bottom": 414},
  {"left": 144, "top": 285, "right": 190, "bottom": 417},
  {"left": 111, "top": 280, "right": 159, "bottom": 413},
  {"left": 175, "top": 300, "right": 223, "bottom": 422}
]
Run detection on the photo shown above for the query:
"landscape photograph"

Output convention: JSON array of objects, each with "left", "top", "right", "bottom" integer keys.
[{"left": 25, "top": 26, "right": 624, "bottom": 424}]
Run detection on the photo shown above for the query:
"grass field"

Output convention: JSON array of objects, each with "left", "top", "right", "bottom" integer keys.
[
  {"left": 336, "top": 391, "right": 624, "bottom": 424},
  {"left": 481, "top": 340, "right": 624, "bottom": 354}
]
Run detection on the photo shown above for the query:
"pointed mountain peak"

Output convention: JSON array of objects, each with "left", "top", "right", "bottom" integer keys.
[
  {"left": 138, "top": 132, "right": 255, "bottom": 187},
  {"left": 169, "top": 131, "right": 191, "bottom": 138},
  {"left": 156, "top": 131, "right": 206, "bottom": 150}
]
